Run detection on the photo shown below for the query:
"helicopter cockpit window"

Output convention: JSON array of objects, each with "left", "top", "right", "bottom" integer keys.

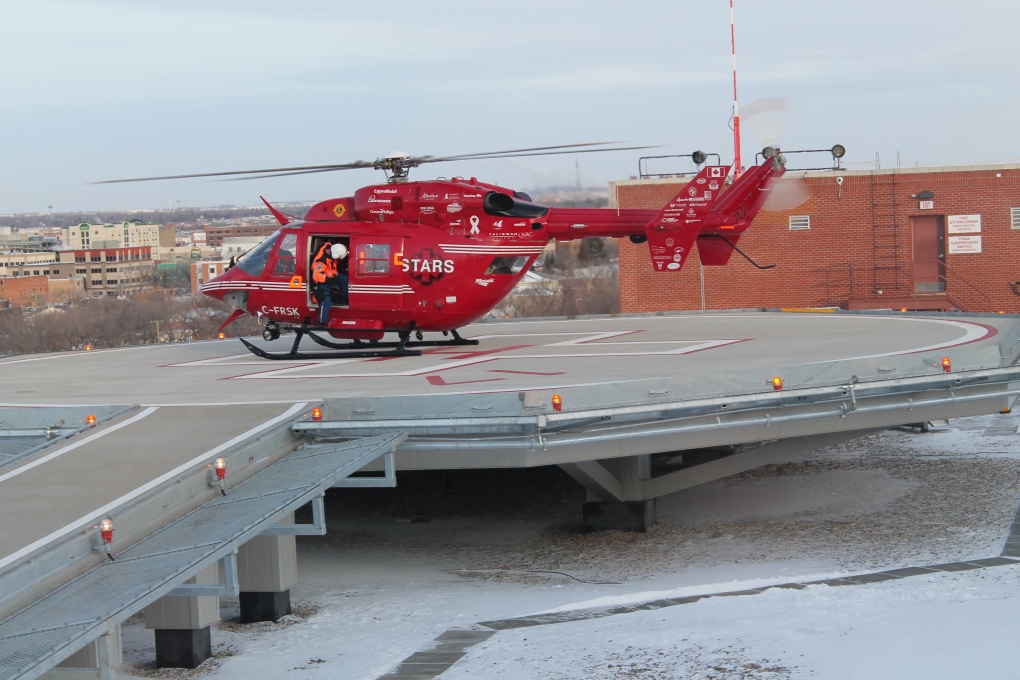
[
  {"left": 356, "top": 243, "right": 390, "bottom": 276},
  {"left": 272, "top": 233, "right": 298, "bottom": 276},
  {"left": 484, "top": 256, "right": 529, "bottom": 275},
  {"left": 236, "top": 231, "right": 280, "bottom": 277},
  {"left": 482, "top": 191, "right": 551, "bottom": 218}
]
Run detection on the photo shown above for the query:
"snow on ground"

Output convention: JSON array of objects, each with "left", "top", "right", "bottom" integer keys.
[{"left": 117, "top": 415, "right": 1020, "bottom": 679}]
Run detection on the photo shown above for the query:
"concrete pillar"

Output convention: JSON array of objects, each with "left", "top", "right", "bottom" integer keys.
[
  {"left": 144, "top": 564, "right": 219, "bottom": 669},
  {"left": 237, "top": 536, "right": 297, "bottom": 623},
  {"left": 580, "top": 455, "right": 657, "bottom": 533},
  {"left": 237, "top": 514, "right": 297, "bottom": 623},
  {"left": 42, "top": 629, "right": 121, "bottom": 680}
]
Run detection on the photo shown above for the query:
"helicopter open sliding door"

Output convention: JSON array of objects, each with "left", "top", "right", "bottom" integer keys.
[{"left": 349, "top": 236, "right": 407, "bottom": 311}]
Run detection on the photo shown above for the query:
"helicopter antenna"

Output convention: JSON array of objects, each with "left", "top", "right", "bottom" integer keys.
[{"left": 730, "top": 0, "right": 742, "bottom": 179}]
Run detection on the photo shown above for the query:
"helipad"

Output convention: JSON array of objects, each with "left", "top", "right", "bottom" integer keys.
[
  {"left": 0, "top": 312, "right": 1010, "bottom": 406},
  {"left": 3, "top": 310, "right": 1020, "bottom": 679}
]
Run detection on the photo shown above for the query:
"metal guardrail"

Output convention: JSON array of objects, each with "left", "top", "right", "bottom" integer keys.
[
  {"left": 0, "top": 434, "right": 403, "bottom": 680},
  {"left": 0, "top": 406, "right": 134, "bottom": 470},
  {"left": 294, "top": 326, "right": 1020, "bottom": 465}
]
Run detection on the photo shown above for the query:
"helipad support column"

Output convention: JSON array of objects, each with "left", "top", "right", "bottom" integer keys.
[
  {"left": 41, "top": 629, "right": 121, "bottom": 680},
  {"left": 562, "top": 455, "right": 657, "bottom": 533},
  {"left": 237, "top": 513, "right": 298, "bottom": 623},
  {"left": 144, "top": 563, "right": 219, "bottom": 669}
]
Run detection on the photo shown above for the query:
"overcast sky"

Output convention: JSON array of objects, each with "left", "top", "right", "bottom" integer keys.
[{"left": 2, "top": 0, "right": 1018, "bottom": 215}]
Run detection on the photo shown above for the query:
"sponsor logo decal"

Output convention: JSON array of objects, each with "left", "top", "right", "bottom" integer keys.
[
  {"left": 402, "top": 247, "right": 454, "bottom": 284},
  {"left": 332, "top": 203, "right": 346, "bottom": 218},
  {"left": 475, "top": 277, "right": 495, "bottom": 287}
]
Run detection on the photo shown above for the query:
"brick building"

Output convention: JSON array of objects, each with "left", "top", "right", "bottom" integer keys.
[
  {"left": 615, "top": 164, "right": 1020, "bottom": 314},
  {"left": 191, "top": 260, "right": 230, "bottom": 295},
  {"left": 0, "top": 275, "right": 49, "bottom": 306},
  {"left": 56, "top": 247, "right": 153, "bottom": 298},
  {"left": 202, "top": 224, "right": 277, "bottom": 248}
]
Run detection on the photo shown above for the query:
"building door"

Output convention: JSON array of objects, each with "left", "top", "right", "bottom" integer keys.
[{"left": 911, "top": 216, "right": 945, "bottom": 292}]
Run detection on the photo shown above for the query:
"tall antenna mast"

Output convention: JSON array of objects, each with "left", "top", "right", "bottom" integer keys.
[{"left": 730, "top": 0, "right": 742, "bottom": 179}]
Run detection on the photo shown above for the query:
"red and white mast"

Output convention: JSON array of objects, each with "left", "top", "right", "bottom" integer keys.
[{"left": 730, "top": 0, "right": 742, "bottom": 178}]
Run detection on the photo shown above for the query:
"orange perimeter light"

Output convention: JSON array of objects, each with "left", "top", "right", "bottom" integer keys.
[
  {"left": 551, "top": 394, "right": 563, "bottom": 412},
  {"left": 312, "top": 407, "right": 323, "bottom": 421},
  {"left": 218, "top": 332, "right": 225, "bottom": 340},
  {"left": 84, "top": 344, "right": 92, "bottom": 351},
  {"left": 86, "top": 414, "right": 96, "bottom": 427},
  {"left": 900, "top": 307, "right": 907, "bottom": 313},
  {"left": 772, "top": 377, "right": 784, "bottom": 391},
  {"left": 99, "top": 518, "right": 114, "bottom": 544},
  {"left": 941, "top": 357, "right": 952, "bottom": 372}
]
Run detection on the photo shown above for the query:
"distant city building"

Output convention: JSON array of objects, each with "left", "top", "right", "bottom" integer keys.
[
  {"left": 0, "top": 250, "right": 60, "bottom": 277},
  {"left": 203, "top": 223, "right": 277, "bottom": 247},
  {"left": 191, "top": 260, "right": 230, "bottom": 295},
  {"left": 55, "top": 247, "right": 154, "bottom": 298},
  {"left": 221, "top": 236, "right": 264, "bottom": 258},
  {"left": 0, "top": 274, "right": 48, "bottom": 306},
  {"left": 158, "top": 225, "right": 176, "bottom": 248},
  {"left": 191, "top": 231, "right": 207, "bottom": 246},
  {"left": 62, "top": 221, "right": 160, "bottom": 250}
]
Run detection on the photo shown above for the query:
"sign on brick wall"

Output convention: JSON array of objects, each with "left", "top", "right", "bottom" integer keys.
[
  {"left": 948, "top": 214, "right": 981, "bottom": 233},
  {"left": 948, "top": 235, "right": 982, "bottom": 253}
]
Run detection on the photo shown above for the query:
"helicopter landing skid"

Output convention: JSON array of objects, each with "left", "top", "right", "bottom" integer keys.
[
  {"left": 307, "top": 328, "right": 479, "bottom": 351},
  {"left": 239, "top": 327, "right": 477, "bottom": 360}
]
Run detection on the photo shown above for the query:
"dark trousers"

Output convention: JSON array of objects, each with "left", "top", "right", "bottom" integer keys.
[
  {"left": 316, "top": 282, "right": 333, "bottom": 325},
  {"left": 316, "top": 274, "right": 349, "bottom": 325}
]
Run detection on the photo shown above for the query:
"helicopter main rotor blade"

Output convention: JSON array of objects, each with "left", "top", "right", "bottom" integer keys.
[
  {"left": 415, "top": 141, "right": 626, "bottom": 164},
  {"left": 432, "top": 144, "right": 662, "bottom": 162},
  {"left": 92, "top": 142, "right": 656, "bottom": 184},
  {"left": 218, "top": 145, "right": 663, "bottom": 181},
  {"left": 90, "top": 161, "right": 375, "bottom": 184}
]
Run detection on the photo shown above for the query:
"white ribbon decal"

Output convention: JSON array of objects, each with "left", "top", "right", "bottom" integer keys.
[{"left": 469, "top": 215, "right": 480, "bottom": 235}]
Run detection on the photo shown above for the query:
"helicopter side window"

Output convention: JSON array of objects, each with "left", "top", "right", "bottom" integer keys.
[
  {"left": 236, "top": 231, "right": 280, "bottom": 277},
  {"left": 272, "top": 233, "right": 298, "bottom": 276},
  {"left": 356, "top": 243, "right": 390, "bottom": 276},
  {"left": 484, "top": 256, "right": 529, "bottom": 275}
]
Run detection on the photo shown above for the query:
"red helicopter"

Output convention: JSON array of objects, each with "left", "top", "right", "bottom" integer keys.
[{"left": 98, "top": 143, "right": 789, "bottom": 359}]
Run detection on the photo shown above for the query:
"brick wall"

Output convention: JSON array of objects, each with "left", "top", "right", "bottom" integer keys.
[
  {"left": 618, "top": 166, "right": 1020, "bottom": 314},
  {"left": 0, "top": 275, "right": 49, "bottom": 306}
]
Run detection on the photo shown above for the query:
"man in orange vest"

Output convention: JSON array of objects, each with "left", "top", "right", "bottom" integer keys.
[{"left": 312, "top": 242, "right": 346, "bottom": 325}]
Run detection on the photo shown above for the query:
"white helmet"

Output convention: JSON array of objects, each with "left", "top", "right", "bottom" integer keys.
[{"left": 330, "top": 243, "right": 348, "bottom": 259}]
